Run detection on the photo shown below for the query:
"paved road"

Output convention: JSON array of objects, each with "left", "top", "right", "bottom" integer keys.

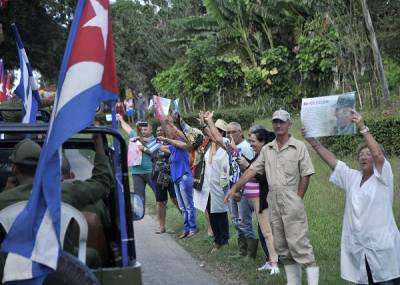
[
  {"left": 65, "top": 149, "right": 222, "bottom": 284},
  {"left": 135, "top": 215, "right": 221, "bottom": 285}
]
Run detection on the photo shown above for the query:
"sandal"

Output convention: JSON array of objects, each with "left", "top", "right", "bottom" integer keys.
[
  {"left": 178, "top": 232, "right": 188, "bottom": 239},
  {"left": 155, "top": 229, "right": 166, "bottom": 234},
  {"left": 186, "top": 230, "right": 198, "bottom": 238}
]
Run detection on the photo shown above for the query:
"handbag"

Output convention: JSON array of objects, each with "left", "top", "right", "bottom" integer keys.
[
  {"left": 156, "top": 171, "right": 171, "bottom": 189},
  {"left": 192, "top": 139, "right": 211, "bottom": 192}
]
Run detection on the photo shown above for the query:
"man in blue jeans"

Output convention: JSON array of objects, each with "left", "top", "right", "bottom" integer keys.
[{"left": 117, "top": 115, "right": 155, "bottom": 206}]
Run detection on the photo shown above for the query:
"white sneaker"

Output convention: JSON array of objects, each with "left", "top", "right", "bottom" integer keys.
[
  {"left": 257, "top": 261, "right": 272, "bottom": 271},
  {"left": 270, "top": 265, "right": 280, "bottom": 275}
]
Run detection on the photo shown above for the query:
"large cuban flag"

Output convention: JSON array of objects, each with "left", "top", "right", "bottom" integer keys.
[
  {"left": 1, "top": 0, "right": 118, "bottom": 284},
  {"left": 12, "top": 24, "right": 41, "bottom": 123}
]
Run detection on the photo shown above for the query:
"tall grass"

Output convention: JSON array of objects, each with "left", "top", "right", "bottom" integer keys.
[{"left": 144, "top": 115, "right": 400, "bottom": 285}]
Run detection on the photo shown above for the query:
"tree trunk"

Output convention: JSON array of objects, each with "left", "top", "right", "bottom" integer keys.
[
  {"left": 217, "top": 87, "right": 222, "bottom": 109},
  {"left": 360, "top": 0, "right": 390, "bottom": 105},
  {"left": 183, "top": 97, "right": 190, "bottom": 113}
]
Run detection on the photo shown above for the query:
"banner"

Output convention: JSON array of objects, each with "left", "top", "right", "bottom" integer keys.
[
  {"left": 153, "top": 95, "right": 170, "bottom": 122},
  {"left": 301, "top": 92, "right": 356, "bottom": 138}
]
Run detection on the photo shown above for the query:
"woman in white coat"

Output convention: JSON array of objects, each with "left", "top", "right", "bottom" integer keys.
[
  {"left": 304, "top": 110, "right": 400, "bottom": 285},
  {"left": 202, "top": 128, "right": 230, "bottom": 252}
]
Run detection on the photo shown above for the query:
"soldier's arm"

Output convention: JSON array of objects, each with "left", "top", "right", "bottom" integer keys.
[{"left": 63, "top": 136, "right": 113, "bottom": 209}]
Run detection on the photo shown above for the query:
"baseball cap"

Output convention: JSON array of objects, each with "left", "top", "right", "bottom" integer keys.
[
  {"left": 272, "top": 109, "right": 291, "bottom": 122},
  {"left": 215, "top": 119, "right": 228, "bottom": 132},
  {"left": 9, "top": 139, "right": 41, "bottom": 165}
]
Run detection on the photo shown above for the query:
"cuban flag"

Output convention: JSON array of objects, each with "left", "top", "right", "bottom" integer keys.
[
  {"left": 0, "top": 60, "right": 6, "bottom": 103},
  {"left": 5, "top": 73, "right": 12, "bottom": 99},
  {"left": 12, "top": 24, "right": 41, "bottom": 123},
  {"left": 2, "top": 0, "right": 118, "bottom": 283}
]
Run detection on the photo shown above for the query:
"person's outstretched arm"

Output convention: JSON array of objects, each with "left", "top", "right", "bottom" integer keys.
[
  {"left": 204, "top": 111, "right": 225, "bottom": 148},
  {"left": 158, "top": 136, "right": 191, "bottom": 151},
  {"left": 302, "top": 128, "right": 337, "bottom": 170},
  {"left": 117, "top": 114, "right": 133, "bottom": 134},
  {"left": 224, "top": 168, "right": 256, "bottom": 203},
  {"left": 352, "top": 110, "right": 384, "bottom": 173}
]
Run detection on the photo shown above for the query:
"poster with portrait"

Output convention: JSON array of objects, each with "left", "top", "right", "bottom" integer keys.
[
  {"left": 153, "top": 95, "right": 171, "bottom": 122},
  {"left": 301, "top": 92, "right": 356, "bottom": 138}
]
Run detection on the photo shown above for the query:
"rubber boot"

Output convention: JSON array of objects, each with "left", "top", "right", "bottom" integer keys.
[
  {"left": 246, "top": 238, "right": 259, "bottom": 259},
  {"left": 284, "top": 264, "right": 302, "bottom": 285},
  {"left": 306, "top": 266, "right": 319, "bottom": 285},
  {"left": 229, "top": 236, "right": 247, "bottom": 259}
]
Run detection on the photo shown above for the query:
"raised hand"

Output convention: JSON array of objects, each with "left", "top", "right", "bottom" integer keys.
[
  {"left": 351, "top": 110, "right": 365, "bottom": 130},
  {"left": 301, "top": 127, "right": 318, "bottom": 145}
]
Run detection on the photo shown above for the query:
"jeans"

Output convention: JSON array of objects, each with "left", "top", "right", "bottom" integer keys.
[
  {"left": 360, "top": 258, "right": 400, "bottom": 285},
  {"left": 174, "top": 174, "right": 197, "bottom": 233},
  {"left": 137, "top": 109, "right": 145, "bottom": 121},
  {"left": 229, "top": 197, "right": 255, "bottom": 239},
  {"left": 133, "top": 173, "right": 155, "bottom": 205}
]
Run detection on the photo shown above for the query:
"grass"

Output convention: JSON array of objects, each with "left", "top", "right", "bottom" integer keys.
[{"left": 142, "top": 115, "right": 400, "bottom": 285}]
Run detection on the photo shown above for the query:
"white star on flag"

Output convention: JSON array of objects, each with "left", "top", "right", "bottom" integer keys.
[{"left": 83, "top": 0, "right": 108, "bottom": 48}]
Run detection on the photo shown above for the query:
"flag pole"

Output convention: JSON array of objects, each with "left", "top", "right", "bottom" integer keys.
[{"left": 111, "top": 101, "right": 129, "bottom": 266}]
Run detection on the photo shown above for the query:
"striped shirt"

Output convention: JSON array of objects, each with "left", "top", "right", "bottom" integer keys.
[{"left": 243, "top": 177, "right": 260, "bottom": 199}]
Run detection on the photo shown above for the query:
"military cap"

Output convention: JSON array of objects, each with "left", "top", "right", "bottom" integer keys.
[
  {"left": 335, "top": 94, "right": 354, "bottom": 109},
  {"left": 9, "top": 139, "right": 41, "bottom": 165},
  {"left": 272, "top": 109, "right": 291, "bottom": 122}
]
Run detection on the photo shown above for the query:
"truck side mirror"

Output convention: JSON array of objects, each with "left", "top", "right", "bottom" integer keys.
[{"left": 130, "top": 193, "right": 145, "bottom": 221}]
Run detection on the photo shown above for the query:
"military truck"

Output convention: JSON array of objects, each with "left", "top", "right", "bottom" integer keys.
[{"left": 0, "top": 111, "right": 144, "bottom": 285}]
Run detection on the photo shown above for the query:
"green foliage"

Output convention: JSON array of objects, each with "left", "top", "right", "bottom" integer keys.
[
  {"left": 152, "top": 38, "right": 246, "bottom": 110},
  {"left": 259, "top": 46, "right": 293, "bottom": 102},
  {"left": 296, "top": 17, "right": 339, "bottom": 92},
  {"left": 0, "top": 0, "right": 76, "bottom": 82},
  {"left": 384, "top": 58, "right": 400, "bottom": 92},
  {"left": 320, "top": 114, "right": 400, "bottom": 157}
]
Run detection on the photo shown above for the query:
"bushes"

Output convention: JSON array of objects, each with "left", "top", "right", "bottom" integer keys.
[{"left": 320, "top": 115, "right": 400, "bottom": 157}]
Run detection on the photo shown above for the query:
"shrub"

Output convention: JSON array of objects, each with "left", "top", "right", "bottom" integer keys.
[{"left": 320, "top": 114, "right": 400, "bottom": 157}]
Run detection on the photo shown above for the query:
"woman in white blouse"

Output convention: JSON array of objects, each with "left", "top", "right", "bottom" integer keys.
[{"left": 304, "top": 110, "right": 400, "bottom": 285}]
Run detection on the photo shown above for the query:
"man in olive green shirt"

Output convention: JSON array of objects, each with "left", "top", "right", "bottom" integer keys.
[
  {"left": 0, "top": 136, "right": 113, "bottom": 211},
  {"left": 0, "top": 136, "right": 113, "bottom": 268},
  {"left": 226, "top": 110, "right": 319, "bottom": 285}
]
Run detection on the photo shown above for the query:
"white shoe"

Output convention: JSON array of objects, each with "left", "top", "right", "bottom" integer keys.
[
  {"left": 270, "top": 265, "right": 280, "bottom": 275},
  {"left": 257, "top": 261, "right": 272, "bottom": 271}
]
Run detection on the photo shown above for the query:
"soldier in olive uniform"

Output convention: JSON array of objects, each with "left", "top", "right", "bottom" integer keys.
[
  {"left": 0, "top": 136, "right": 113, "bottom": 268},
  {"left": 0, "top": 136, "right": 113, "bottom": 211},
  {"left": 333, "top": 94, "right": 356, "bottom": 135}
]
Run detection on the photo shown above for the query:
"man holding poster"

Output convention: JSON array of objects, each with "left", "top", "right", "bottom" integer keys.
[{"left": 301, "top": 92, "right": 356, "bottom": 138}]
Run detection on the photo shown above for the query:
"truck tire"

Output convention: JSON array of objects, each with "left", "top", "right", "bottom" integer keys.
[{"left": 44, "top": 251, "right": 99, "bottom": 285}]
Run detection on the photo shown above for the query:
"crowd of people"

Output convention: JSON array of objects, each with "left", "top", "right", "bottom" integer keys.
[{"left": 118, "top": 98, "right": 400, "bottom": 285}]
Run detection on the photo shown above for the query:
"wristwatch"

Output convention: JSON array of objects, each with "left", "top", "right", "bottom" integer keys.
[{"left": 360, "top": 126, "right": 369, "bottom": 134}]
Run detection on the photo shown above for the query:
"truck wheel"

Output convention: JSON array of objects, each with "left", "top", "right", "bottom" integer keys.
[{"left": 44, "top": 251, "right": 98, "bottom": 285}]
